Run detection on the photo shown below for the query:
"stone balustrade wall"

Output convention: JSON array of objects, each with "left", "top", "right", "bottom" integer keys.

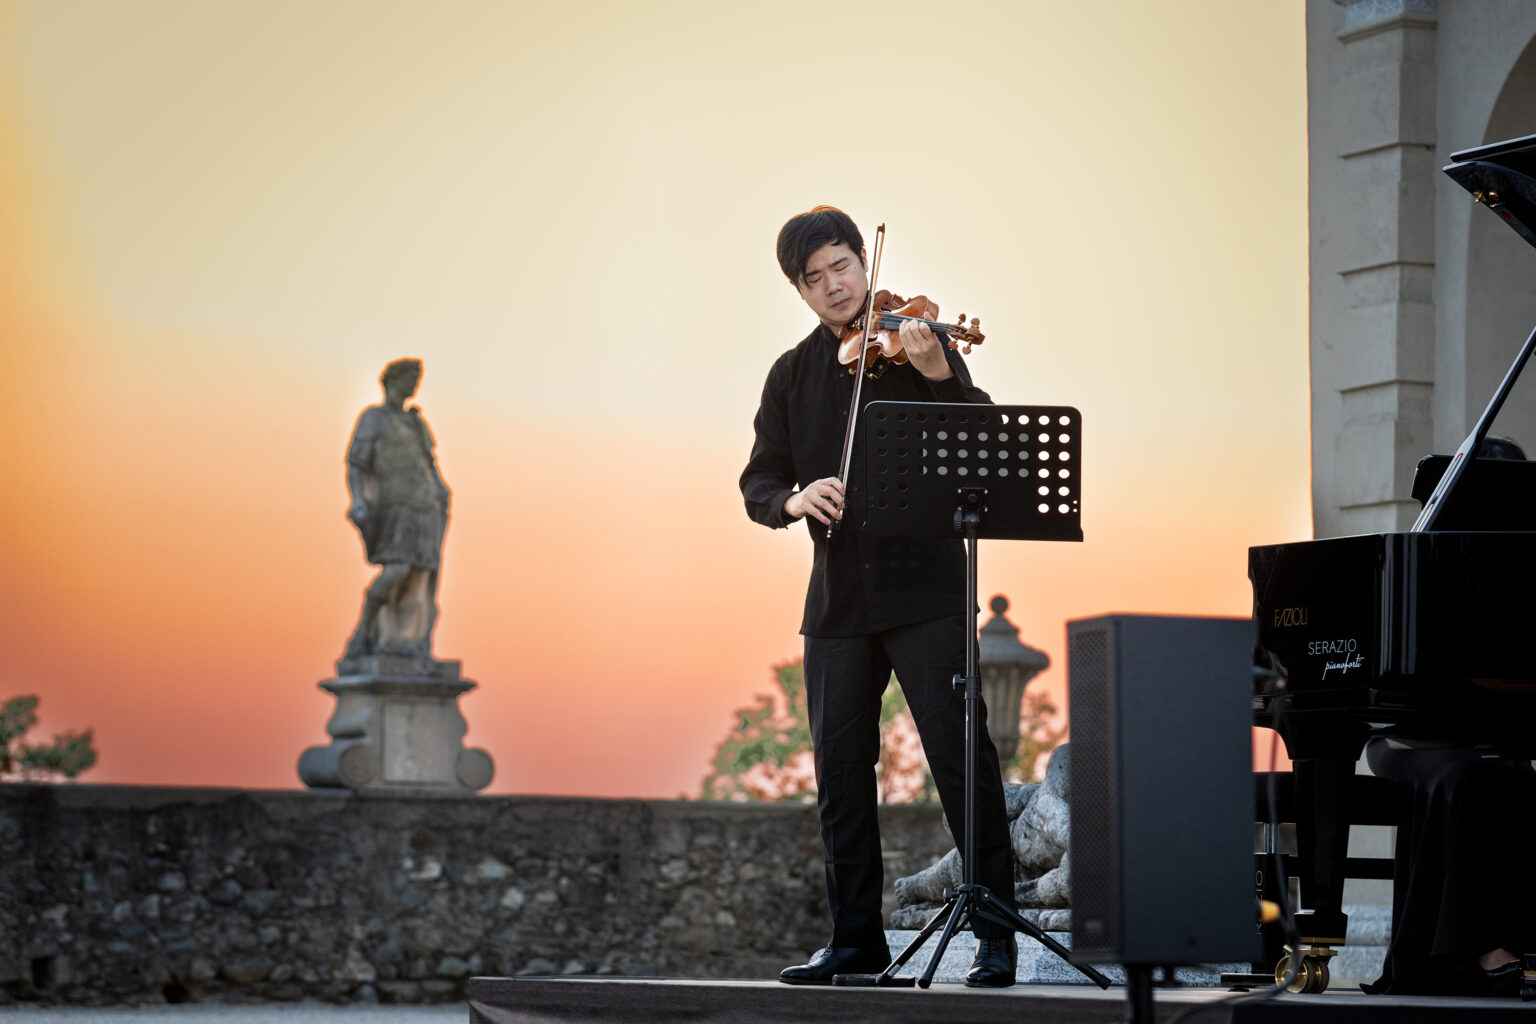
[{"left": 0, "top": 785, "right": 949, "bottom": 1006}]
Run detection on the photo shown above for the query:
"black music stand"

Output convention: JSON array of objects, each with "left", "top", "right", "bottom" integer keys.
[{"left": 848, "top": 401, "right": 1106, "bottom": 990}]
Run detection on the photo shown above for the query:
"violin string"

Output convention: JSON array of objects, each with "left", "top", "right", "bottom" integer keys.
[{"left": 874, "top": 315, "right": 957, "bottom": 333}]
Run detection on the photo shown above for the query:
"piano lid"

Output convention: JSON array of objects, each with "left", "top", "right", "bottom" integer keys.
[
  {"left": 1413, "top": 134, "right": 1536, "bottom": 531},
  {"left": 1445, "top": 133, "right": 1536, "bottom": 251}
]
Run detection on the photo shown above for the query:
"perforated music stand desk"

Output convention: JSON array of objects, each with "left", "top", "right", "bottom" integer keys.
[
  {"left": 850, "top": 401, "right": 1099, "bottom": 991},
  {"left": 861, "top": 402, "right": 1082, "bottom": 541}
]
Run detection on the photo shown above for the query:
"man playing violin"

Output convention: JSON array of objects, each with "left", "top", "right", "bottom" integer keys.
[{"left": 740, "top": 206, "right": 1018, "bottom": 987}]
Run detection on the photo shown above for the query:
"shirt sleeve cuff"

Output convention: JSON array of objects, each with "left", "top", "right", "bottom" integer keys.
[
  {"left": 925, "top": 373, "right": 965, "bottom": 402},
  {"left": 769, "top": 487, "right": 797, "bottom": 528}
]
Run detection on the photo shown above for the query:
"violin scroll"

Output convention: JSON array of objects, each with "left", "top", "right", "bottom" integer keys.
[{"left": 951, "top": 314, "right": 984, "bottom": 355}]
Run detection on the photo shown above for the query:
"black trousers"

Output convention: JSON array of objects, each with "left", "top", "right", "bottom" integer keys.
[
  {"left": 803, "top": 614, "right": 1016, "bottom": 948},
  {"left": 1363, "top": 738, "right": 1536, "bottom": 995}
]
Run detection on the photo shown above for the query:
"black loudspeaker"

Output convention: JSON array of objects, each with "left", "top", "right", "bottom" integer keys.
[{"left": 1067, "top": 614, "right": 1256, "bottom": 965}]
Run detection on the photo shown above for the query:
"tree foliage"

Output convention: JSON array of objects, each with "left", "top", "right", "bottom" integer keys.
[
  {"left": 1005, "top": 689, "right": 1069, "bottom": 784},
  {"left": 1, "top": 696, "right": 97, "bottom": 782},
  {"left": 701, "top": 658, "right": 939, "bottom": 803},
  {"left": 702, "top": 659, "right": 1067, "bottom": 801},
  {"left": 700, "top": 660, "right": 816, "bottom": 802}
]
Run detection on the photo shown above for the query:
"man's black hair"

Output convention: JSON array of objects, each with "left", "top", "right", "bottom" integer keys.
[{"left": 776, "top": 206, "right": 864, "bottom": 285}]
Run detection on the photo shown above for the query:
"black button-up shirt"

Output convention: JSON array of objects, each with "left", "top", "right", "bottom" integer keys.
[{"left": 740, "top": 323, "right": 992, "bottom": 637}]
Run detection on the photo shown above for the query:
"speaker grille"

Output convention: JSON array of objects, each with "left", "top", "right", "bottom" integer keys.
[
  {"left": 1066, "top": 614, "right": 1256, "bottom": 964},
  {"left": 1068, "top": 624, "right": 1117, "bottom": 955}
]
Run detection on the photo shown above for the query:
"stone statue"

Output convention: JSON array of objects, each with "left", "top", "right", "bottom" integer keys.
[
  {"left": 892, "top": 744, "right": 1074, "bottom": 932},
  {"left": 343, "top": 358, "right": 450, "bottom": 662},
  {"left": 299, "top": 358, "right": 493, "bottom": 793}
]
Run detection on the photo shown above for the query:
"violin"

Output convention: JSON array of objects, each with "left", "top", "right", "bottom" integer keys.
[
  {"left": 827, "top": 223, "right": 987, "bottom": 539},
  {"left": 836, "top": 289, "right": 985, "bottom": 379}
]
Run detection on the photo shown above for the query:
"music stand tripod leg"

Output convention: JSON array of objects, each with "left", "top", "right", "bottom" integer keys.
[
  {"left": 877, "top": 898, "right": 956, "bottom": 986},
  {"left": 916, "top": 888, "right": 973, "bottom": 989},
  {"left": 967, "top": 885, "right": 1112, "bottom": 988}
]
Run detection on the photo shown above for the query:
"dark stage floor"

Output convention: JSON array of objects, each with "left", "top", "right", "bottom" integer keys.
[{"left": 467, "top": 976, "right": 1534, "bottom": 1024}]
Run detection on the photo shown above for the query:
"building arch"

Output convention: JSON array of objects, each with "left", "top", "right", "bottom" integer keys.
[{"left": 1460, "top": 34, "right": 1536, "bottom": 450}]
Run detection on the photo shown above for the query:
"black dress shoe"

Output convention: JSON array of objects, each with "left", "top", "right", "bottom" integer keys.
[
  {"left": 779, "top": 945, "right": 892, "bottom": 985},
  {"left": 1454, "top": 959, "right": 1522, "bottom": 998},
  {"left": 966, "top": 935, "right": 1018, "bottom": 988}
]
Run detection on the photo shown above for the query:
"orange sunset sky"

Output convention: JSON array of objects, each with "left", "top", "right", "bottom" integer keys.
[{"left": 1, "top": 1, "right": 1308, "bottom": 796}]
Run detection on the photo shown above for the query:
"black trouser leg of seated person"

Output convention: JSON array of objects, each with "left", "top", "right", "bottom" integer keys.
[{"left": 803, "top": 614, "right": 1016, "bottom": 953}]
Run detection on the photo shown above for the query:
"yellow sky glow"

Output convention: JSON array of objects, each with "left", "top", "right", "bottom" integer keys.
[{"left": 1, "top": 0, "right": 1307, "bottom": 794}]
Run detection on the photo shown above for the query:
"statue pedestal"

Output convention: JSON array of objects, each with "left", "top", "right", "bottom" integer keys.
[{"left": 298, "top": 655, "right": 494, "bottom": 792}]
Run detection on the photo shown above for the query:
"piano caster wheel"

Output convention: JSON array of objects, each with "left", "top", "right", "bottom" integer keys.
[
  {"left": 1277, "top": 954, "right": 1311, "bottom": 993},
  {"left": 1277, "top": 946, "right": 1335, "bottom": 994}
]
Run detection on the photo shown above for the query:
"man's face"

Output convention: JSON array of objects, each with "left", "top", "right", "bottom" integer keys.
[{"left": 795, "top": 242, "right": 868, "bottom": 330}]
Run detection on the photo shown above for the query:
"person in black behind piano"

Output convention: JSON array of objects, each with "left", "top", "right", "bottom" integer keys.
[
  {"left": 741, "top": 206, "right": 1019, "bottom": 987},
  {"left": 1362, "top": 435, "right": 1536, "bottom": 998}
]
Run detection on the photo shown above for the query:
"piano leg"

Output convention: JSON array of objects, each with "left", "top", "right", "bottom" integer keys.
[
  {"left": 1272, "top": 715, "right": 1369, "bottom": 993},
  {"left": 1291, "top": 753, "right": 1354, "bottom": 945}
]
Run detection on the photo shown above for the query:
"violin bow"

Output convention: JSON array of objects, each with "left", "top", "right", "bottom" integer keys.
[{"left": 829, "top": 222, "right": 886, "bottom": 538}]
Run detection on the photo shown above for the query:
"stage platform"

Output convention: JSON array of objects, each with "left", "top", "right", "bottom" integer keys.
[{"left": 467, "top": 976, "right": 1533, "bottom": 1023}]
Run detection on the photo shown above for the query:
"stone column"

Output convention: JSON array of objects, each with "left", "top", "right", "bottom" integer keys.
[
  {"left": 977, "top": 595, "right": 1050, "bottom": 776},
  {"left": 1309, "top": 0, "right": 1439, "bottom": 537}
]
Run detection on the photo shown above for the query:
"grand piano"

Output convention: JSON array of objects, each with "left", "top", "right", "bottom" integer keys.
[{"left": 1248, "top": 134, "right": 1536, "bottom": 993}]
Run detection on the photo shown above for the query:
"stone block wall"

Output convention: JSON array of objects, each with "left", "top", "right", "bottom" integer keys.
[{"left": 0, "top": 785, "right": 949, "bottom": 1006}]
